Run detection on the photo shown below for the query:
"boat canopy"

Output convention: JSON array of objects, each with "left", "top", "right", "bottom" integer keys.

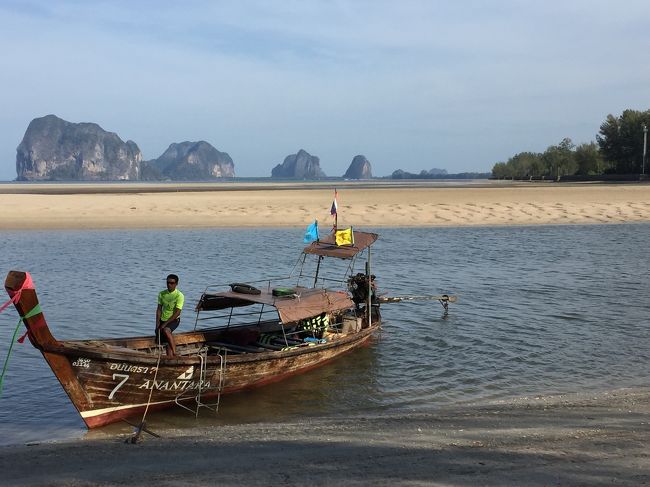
[
  {"left": 303, "top": 230, "right": 378, "bottom": 259},
  {"left": 196, "top": 286, "right": 354, "bottom": 324}
]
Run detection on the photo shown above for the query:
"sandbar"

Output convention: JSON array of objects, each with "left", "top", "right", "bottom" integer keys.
[
  {"left": 1, "top": 180, "right": 650, "bottom": 230},
  {"left": 1, "top": 387, "right": 648, "bottom": 486}
]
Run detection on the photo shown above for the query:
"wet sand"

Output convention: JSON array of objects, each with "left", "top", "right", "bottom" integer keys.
[
  {"left": 1, "top": 388, "right": 648, "bottom": 486},
  {"left": 1, "top": 181, "right": 649, "bottom": 230}
]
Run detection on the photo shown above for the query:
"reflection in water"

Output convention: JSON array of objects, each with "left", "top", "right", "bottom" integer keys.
[{"left": 1, "top": 224, "right": 649, "bottom": 445}]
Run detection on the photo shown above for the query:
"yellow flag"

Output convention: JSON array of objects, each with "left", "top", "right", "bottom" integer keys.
[{"left": 335, "top": 227, "right": 354, "bottom": 246}]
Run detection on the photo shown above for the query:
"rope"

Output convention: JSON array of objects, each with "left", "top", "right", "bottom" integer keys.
[
  {"left": 129, "top": 331, "right": 164, "bottom": 443},
  {"left": 0, "top": 321, "right": 23, "bottom": 399},
  {"left": 0, "top": 304, "right": 42, "bottom": 399}
]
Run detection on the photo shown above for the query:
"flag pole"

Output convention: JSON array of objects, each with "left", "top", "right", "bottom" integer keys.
[
  {"left": 334, "top": 188, "right": 338, "bottom": 232},
  {"left": 366, "top": 248, "right": 372, "bottom": 328},
  {"left": 313, "top": 255, "right": 323, "bottom": 287}
]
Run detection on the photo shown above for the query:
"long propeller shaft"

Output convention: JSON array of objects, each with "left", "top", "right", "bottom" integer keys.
[{"left": 377, "top": 294, "right": 457, "bottom": 304}]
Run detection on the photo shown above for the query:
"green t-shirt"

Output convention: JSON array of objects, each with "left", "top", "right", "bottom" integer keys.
[{"left": 158, "top": 289, "right": 185, "bottom": 321}]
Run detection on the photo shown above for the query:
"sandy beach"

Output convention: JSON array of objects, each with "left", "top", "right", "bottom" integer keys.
[
  {"left": 1, "top": 388, "right": 648, "bottom": 486},
  {"left": 1, "top": 181, "right": 650, "bottom": 230}
]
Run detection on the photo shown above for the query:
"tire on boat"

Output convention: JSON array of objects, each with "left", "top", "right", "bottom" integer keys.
[{"left": 230, "top": 283, "right": 262, "bottom": 295}]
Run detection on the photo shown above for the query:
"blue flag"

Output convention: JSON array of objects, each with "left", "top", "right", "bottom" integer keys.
[{"left": 303, "top": 220, "right": 319, "bottom": 243}]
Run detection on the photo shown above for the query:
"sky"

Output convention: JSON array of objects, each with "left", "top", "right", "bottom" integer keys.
[{"left": 1, "top": 0, "right": 649, "bottom": 180}]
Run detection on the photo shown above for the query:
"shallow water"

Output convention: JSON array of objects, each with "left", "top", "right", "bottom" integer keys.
[{"left": 1, "top": 224, "right": 649, "bottom": 445}]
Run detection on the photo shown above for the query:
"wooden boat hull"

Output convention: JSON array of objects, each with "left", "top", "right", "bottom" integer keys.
[
  {"left": 58, "top": 326, "right": 378, "bottom": 428},
  {"left": 5, "top": 269, "right": 381, "bottom": 428}
]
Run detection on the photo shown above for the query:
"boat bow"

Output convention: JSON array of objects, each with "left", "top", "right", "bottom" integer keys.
[{"left": 4, "top": 270, "right": 59, "bottom": 350}]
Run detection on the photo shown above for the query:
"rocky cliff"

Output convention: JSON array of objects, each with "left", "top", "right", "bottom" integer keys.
[
  {"left": 16, "top": 115, "right": 141, "bottom": 180},
  {"left": 271, "top": 149, "right": 326, "bottom": 178},
  {"left": 149, "top": 141, "right": 235, "bottom": 180},
  {"left": 343, "top": 155, "right": 372, "bottom": 179}
]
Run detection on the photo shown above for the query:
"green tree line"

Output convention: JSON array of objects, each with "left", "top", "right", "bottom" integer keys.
[{"left": 492, "top": 109, "right": 650, "bottom": 179}]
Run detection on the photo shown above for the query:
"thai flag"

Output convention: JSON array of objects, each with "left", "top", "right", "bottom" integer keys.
[{"left": 330, "top": 190, "right": 338, "bottom": 216}]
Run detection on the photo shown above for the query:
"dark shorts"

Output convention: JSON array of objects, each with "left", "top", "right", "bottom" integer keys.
[{"left": 158, "top": 318, "right": 180, "bottom": 335}]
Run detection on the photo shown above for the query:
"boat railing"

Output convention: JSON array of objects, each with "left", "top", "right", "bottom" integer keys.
[
  {"left": 194, "top": 269, "right": 355, "bottom": 333},
  {"left": 294, "top": 271, "right": 349, "bottom": 290},
  {"left": 310, "top": 275, "right": 348, "bottom": 287},
  {"left": 200, "top": 272, "right": 354, "bottom": 295},
  {"left": 194, "top": 303, "right": 280, "bottom": 331}
]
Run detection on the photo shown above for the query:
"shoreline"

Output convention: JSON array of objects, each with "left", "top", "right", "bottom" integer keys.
[
  {"left": 0, "top": 179, "right": 503, "bottom": 194},
  {"left": 1, "top": 181, "right": 650, "bottom": 230},
  {"left": 1, "top": 386, "right": 648, "bottom": 486}
]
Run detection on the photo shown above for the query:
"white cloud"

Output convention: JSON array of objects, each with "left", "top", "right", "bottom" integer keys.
[{"left": 1, "top": 0, "right": 649, "bottom": 179}]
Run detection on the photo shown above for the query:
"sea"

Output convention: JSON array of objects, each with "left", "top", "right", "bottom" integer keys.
[{"left": 1, "top": 224, "right": 649, "bottom": 446}]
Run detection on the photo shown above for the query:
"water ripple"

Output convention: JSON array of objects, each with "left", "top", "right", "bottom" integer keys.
[{"left": 1, "top": 224, "right": 649, "bottom": 444}]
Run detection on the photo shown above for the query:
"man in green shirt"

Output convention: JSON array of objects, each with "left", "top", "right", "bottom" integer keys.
[{"left": 156, "top": 274, "right": 185, "bottom": 357}]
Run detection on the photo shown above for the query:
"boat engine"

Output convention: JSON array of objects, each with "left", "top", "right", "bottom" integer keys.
[{"left": 347, "top": 273, "right": 377, "bottom": 306}]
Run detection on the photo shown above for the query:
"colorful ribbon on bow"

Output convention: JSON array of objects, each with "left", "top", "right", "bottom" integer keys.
[{"left": 0, "top": 272, "right": 38, "bottom": 398}]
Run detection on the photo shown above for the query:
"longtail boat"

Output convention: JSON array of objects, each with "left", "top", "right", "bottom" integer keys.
[{"left": 3, "top": 231, "right": 381, "bottom": 429}]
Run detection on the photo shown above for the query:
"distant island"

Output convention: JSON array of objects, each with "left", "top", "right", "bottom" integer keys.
[
  {"left": 16, "top": 115, "right": 234, "bottom": 181},
  {"left": 142, "top": 141, "right": 234, "bottom": 180},
  {"left": 343, "top": 155, "right": 372, "bottom": 179},
  {"left": 14, "top": 115, "right": 488, "bottom": 181},
  {"left": 387, "top": 168, "right": 491, "bottom": 179},
  {"left": 271, "top": 149, "right": 326, "bottom": 179},
  {"left": 16, "top": 115, "right": 142, "bottom": 181}
]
